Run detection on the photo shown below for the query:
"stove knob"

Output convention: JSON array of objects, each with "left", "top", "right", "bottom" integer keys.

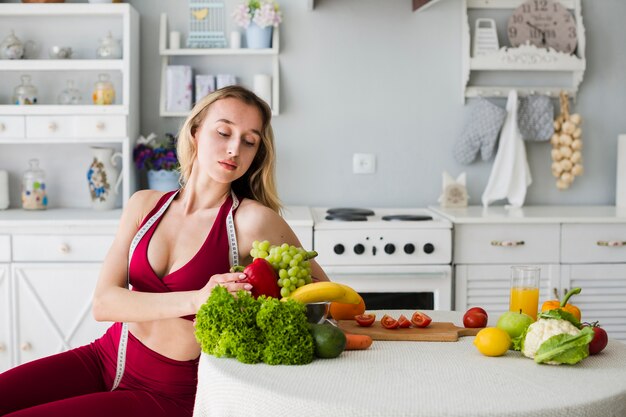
[
  {"left": 384, "top": 243, "right": 395, "bottom": 254},
  {"left": 423, "top": 243, "right": 435, "bottom": 254},
  {"left": 354, "top": 244, "right": 365, "bottom": 255},
  {"left": 333, "top": 244, "right": 345, "bottom": 255},
  {"left": 404, "top": 243, "right": 415, "bottom": 254}
]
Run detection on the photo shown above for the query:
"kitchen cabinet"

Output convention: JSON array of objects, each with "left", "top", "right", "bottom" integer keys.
[
  {"left": 0, "top": 215, "right": 117, "bottom": 370},
  {"left": 158, "top": 13, "right": 280, "bottom": 117},
  {"left": 462, "top": 0, "right": 586, "bottom": 101},
  {"left": 432, "top": 206, "right": 626, "bottom": 341},
  {"left": 0, "top": 263, "right": 10, "bottom": 373},
  {"left": 12, "top": 263, "right": 110, "bottom": 366},
  {"left": 0, "top": 3, "right": 139, "bottom": 210}
]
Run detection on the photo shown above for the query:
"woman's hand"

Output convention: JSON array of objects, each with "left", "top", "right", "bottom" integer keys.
[{"left": 194, "top": 272, "right": 252, "bottom": 311}]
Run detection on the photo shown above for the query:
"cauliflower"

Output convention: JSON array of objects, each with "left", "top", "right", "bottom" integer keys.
[{"left": 522, "top": 318, "right": 580, "bottom": 361}]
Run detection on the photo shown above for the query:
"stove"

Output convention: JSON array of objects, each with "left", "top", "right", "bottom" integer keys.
[
  {"left": 312, "top": 207, "right": 452, "bottom": 265},
  {"left": 311, "top": 207, "right": 453, "bottom": 310}
]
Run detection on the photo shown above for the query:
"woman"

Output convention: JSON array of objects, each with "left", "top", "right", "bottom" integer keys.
[{"left": 0, "top": 86, "right": 328, "bottom": 416}]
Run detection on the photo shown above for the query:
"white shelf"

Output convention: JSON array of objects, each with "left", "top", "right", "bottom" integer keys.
[
  {"left": 0, "top": 105, "right": 127, "bottom": 115},
  {"left": 462, "top": 0, "right": 586, "bottom": 101},
  {"left": 306, "top": 0, "right": 445, "bottom": 11},
  {"left": 0, "top": 59, "right": 124, "bottom": 72},
  {"left": 0, "top": 207, "right": 121, "bottom": 226},
  {"left": 158, "top": 12, "right": 280, "bottom": 117},
  {"left": 0, "top": 3, "right": 139, "bottom": 212},
  {"left": 0, "top": 137, "right": 126, "bottom": 145},
  {"left": 160, "top": 48, "right": 277, "bottom": 56}
]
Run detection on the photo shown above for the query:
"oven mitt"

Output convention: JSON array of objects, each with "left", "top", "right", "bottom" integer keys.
[
  {"left": 454, "top": 98, "right": 507, "bottom": 165},
  {"left": 517, "top": 95, "right": 554, "bottom": 142}
]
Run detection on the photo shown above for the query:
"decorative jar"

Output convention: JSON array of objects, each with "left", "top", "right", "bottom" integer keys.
[
  {"left": 245, "top": 22, "right": 272, "bottom": 49},
  {"left": 92, "top": 73, "right": 115, "bottom": 105},
  {"left": 58, "top": 79, "right": 82, "bottom": 104},
  {"left": 13, "top": 74, "right": 37, "bottom": 105},
  {"left": 87, "top": 146, "right": 123, "bottom": 210},
  {"left": 96, "top": 31, "right": 122, "bottom": 59},
  {"left": 21, "top": 159, "right": 48, "bottom": 210}
]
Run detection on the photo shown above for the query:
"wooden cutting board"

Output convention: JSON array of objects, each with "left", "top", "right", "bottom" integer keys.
[{"left": 336, "top": 320, "right": 482, "bottom": 342}]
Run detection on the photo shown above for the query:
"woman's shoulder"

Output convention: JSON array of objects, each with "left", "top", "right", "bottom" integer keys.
[
  {"left": 124, "top": 189, "right": 172, "bottom": 226},
  {"left": 236, "top": 198, "right": 284, "bottom": 229}
]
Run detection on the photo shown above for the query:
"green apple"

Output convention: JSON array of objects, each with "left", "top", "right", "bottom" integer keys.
[{"left": 496, "top": 311, "right": 534, "bottom": 340}]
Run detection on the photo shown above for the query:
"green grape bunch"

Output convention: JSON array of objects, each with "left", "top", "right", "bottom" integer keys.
[{"left": 250, "top": 240, "right": 318, "bottom": 298}]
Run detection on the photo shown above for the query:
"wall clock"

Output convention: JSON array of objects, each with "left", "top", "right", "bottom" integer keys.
[{"left": 507, "top": 0, "right": 577, "bottom": 54}]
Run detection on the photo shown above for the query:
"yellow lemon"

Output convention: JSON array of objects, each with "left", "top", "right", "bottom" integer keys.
[{"left": 473, "top": 327, "right": 511, "bottom": 357}]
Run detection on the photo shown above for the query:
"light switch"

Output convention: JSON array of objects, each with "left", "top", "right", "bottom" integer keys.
[{"left": 353, "top": 153, "right": 376, "bottom": 174}]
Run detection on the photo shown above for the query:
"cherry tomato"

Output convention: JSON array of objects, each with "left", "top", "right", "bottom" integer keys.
[
  {"left": 381, "top": 314, "right": 400, "bottom": 329},
  {"left": 411, "top": 311, "right": 432, "bottom": 328},
  {"left": 463, "top": 311, "right": 488, "bottom": 328},
  {"left": 584, "top": 323, "right": 608, "bottom": 355},
  {"left": 397, "top": 314, "right": 411, "bottom": 328},
  {"left": 355, "top": 313, "right": 376, "bottom": 327},
  {"left": 466, "top": 306, "right": 488, "bottom": 317}
]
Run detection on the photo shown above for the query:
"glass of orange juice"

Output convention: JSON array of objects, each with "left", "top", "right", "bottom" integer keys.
[{"left": 509, "top": 266, "right": 540, "bottom": 320}]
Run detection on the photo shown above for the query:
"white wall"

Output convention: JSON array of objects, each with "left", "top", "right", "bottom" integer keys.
[{"left": 6, "top": 0, "right": 625, "bottom": 208}]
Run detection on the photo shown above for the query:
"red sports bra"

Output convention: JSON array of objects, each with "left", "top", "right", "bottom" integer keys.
[{"left": 128, "top": 190, "right": 237, "bottom": 320}]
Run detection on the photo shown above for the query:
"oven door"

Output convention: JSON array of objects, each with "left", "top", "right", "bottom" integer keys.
[{"left": 321, "top": 265, "right": 452, "bottom": 311}]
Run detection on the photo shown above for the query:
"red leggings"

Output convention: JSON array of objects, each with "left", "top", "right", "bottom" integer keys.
[{"left": 0, "top": 323, "right": 198, "bottom": 417}]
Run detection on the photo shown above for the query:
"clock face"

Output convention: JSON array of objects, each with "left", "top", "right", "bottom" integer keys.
[{"left": 507, "top": 0, "right": 578, "bottom": 53}]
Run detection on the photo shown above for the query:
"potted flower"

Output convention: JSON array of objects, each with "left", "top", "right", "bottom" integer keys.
[
  {"left": 133, "top": 133, "right": 180, "bottom": 192},
  {"left": 232, "top": 0, "right": 282, "bottom": 49}
]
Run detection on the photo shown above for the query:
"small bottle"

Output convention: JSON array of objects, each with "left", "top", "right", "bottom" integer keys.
[
  {"left": 58, "top": 79, "right": 82, "bottom": 105},
  {"left": 13, "top": 74, "right": 38, "bottom": 105},
  {"left": 21, "top": 159, "right": 48, "bottom": 210},
  {"left": 92, "top": 73, "right": 115, "bottom": 105}
]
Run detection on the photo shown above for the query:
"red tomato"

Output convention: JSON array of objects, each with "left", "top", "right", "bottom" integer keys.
[
  {"left": 381, "top": 314, "right": 400, "bottom": 329},
  {"left": 355, "top": 313, "right": 376, "bottom": 327},
  {"left": 463, "top": 311, "right": 488, "bottom": 328},
  {"left": 411, "top": 311, "right": 432, "bottom": 328},
  {"left": 466, "top": 306, "right": 488, "bottom": 317},
  {"left": 397, "top": 314, "right": 411, "bottom": 328},
  {"left": 584, "top": 323, "right": 608, "bottom": 355}
]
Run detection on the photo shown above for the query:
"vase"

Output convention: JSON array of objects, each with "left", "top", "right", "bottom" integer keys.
[
  {"left": 245, "top": 22, "right": 273, "bottom": 49},
  {"left": 147, "top": 169, "right": 180, "bottom": 192},
  {"left": 87, "top": 146, "right": 123, "bottom": 210}
]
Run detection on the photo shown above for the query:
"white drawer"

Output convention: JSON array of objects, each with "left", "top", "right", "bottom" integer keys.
[
  {"left": 26, "top": 116, "right": 75, "bottom": 138},
  {"left": 0, "top": 235, "right": 10, "bottom": 262},
  {"left": 76, "top": 116, "right": 125, "bottom": 137},
  {"left": 562, "top": 224, "right": 626, "bottom": 263},
  {"left": 13, "top": 234, "right": 114, "bottom": 262},
  {"left": 0, "top": 116, "right": 25, "bottom": 139},
  {"left": 454, "top": 224, "right": 560, "bottom": 264}
]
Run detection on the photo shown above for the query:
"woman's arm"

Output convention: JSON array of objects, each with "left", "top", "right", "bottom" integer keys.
[
  {"left": 235, "top": 200, "right": 330, "bottom": 282},
  {"left": 92, "top": 191, "right": 249, "bottom": 323}
]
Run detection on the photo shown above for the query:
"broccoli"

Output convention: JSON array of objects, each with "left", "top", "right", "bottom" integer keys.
[{"left": 194, "top": 286, "right": 314, "bottom": 365}]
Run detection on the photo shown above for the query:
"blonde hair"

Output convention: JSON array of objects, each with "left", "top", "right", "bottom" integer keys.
[{"left": 176, "top": 85, "right": 281, "bottom": 212}]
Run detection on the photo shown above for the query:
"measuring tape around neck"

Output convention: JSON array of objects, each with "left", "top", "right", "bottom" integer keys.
[{"left": 111, "top": 189, "right": 240, "bottom": 391}]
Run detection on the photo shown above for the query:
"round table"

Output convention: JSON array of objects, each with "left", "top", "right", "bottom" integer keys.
[{"left": 193, "top": 310, "right": 626, "bottom": 417}]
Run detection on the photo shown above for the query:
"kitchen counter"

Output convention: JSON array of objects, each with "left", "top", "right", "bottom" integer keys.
[
  {"left": 429, "top": 205, "right": 626, "bottom": 224},
  {"left": 193, "top": 310, "right": 626, "bottom": 417}
]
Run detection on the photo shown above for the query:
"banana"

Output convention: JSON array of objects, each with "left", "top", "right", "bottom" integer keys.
[
  {"left": 334, "top": 283, "right": 362, "bottom": 305},
  {"left": 286, "top": 282, "right": 361, "bottom": 304}
]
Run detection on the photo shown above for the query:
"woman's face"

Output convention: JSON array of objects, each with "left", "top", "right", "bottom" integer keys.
[{"left": 193, "top": 97, "right": 263, "bottom": 185}]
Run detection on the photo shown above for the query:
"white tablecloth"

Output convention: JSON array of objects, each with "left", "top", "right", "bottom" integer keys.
[{"left": 193, "top": 310, "right": 626, "bottom": 417}]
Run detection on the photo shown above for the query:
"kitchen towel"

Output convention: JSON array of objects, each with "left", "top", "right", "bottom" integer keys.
[
  {"left": 253, "top": 74, "right": 272, "bottom": 108},
  {"left": 195, "top": 74, "right": 216, "bottom": 103},
  {"left": 617, "top": 134, "right": 626, "bottom": 208},
  {"left": 166, "top": 65, "right": 192, "bottom": 112},
  {"left": 517, "top": 94, "right": 554, "bottom": 142},
  {"left": 0, "top": 170, "right": 9, "bottom": 210},
  {"left": 482, "top": 90, "right": 532, "bottom": 208},
  {"left": 454, "top": 97, "right": 507, "bottom": 165}
]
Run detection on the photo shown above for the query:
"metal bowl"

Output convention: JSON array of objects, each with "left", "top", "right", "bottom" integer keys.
[
  {"left": 49, "top": 46, "right": 72, "bottom": 59},
  {"left": 305, "top": 302, "right": 330, "bottom": 324}
]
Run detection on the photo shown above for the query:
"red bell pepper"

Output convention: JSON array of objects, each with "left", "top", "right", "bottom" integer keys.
[{"left": 232, "top": 258, "right": 281, "bottom": 299}]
